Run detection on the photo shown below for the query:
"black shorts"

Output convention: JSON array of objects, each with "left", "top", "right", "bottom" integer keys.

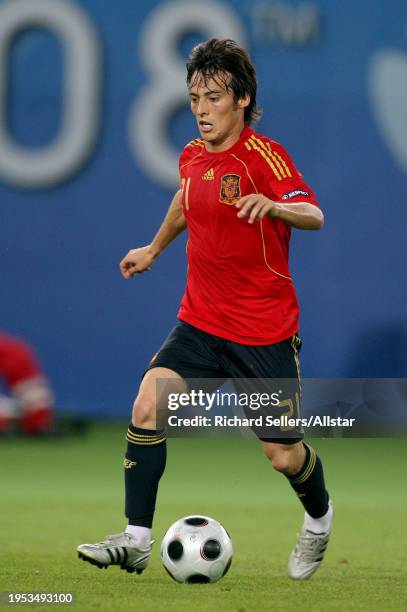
[{"left": 146, "top": 321, "right": 303, "bottom": 443}]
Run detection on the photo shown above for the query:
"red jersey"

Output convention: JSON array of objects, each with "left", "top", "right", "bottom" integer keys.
[{"left": 177, "top": 125, "right": 318, "bottom": 345}]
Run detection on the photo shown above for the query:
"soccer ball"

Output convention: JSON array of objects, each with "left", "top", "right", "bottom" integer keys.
[{"left": 160, "top": 515, "right": 233, "bottom": 583}]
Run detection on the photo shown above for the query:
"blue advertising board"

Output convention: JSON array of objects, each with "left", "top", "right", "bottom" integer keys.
[{"left": 1, "top": 0, "right": 406, "bottom": 415}]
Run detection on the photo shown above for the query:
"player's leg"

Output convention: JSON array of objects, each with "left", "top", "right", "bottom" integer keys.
[
  {"left": 77, "top": 366, "right": 185, "bottom": 573},
  {"left": 124, "top": 367, "right": 186, "bottom": 542},
  {"left": 262, "top": 439, "right": 333, "bottom": 579},
  {"left": 261, "top": 439, "right": 331, "bottom": 521},
  {"left": 223, "top": 335, "right": 331, "bottom": 520},
  {"left": 224, "top": 335, "right": 332, "bottom": 579},
  {"left": 258, "top": 335, "right": 332, "bottom": 579},
  {"left": 77, "top": 322, "right": 226, "bottom": 573}
]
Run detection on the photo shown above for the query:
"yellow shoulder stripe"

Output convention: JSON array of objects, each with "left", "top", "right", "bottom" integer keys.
[
  {"left": 247, "top": 137, "right": 283, "bottom": 180},
  {"left": 187, "top": 138, "right": 204, "bottom": 148},
  {"left": 249, "top": 135, "right": 292, "bottom": 179},
  {"left": 269, "top": 146, "right": 292, "bottom": 178}
]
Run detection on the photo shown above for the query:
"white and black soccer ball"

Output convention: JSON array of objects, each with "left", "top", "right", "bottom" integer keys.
[{"left": 160, "top": 515, "right": 233, "bottom": 584}]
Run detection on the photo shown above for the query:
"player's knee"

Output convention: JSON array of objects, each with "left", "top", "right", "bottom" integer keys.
[
  {"left": 131, "top": 392, "right": 156, "bottom": 428},
  {"left": 269, "top": 453, "right": 293, "bottom": 474},
  {"left": 263, "top": 443, "right": 301, "bottom": 475}
]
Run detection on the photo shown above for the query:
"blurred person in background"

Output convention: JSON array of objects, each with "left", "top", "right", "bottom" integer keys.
[{"left": 0, "top": 332, "right": 55, "bottom": 435}]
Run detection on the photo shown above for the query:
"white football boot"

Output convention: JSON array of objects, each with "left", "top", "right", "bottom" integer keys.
[
  {"left": 288, "top": 501, "right": 333, "bottom": 580},
  {"left": 77, "top": 532, "right": 152, "bottom": 574}
]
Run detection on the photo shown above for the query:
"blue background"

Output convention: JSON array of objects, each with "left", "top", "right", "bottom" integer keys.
[{"left": 1, "top": 0, "right": 406, "bottom": 415}]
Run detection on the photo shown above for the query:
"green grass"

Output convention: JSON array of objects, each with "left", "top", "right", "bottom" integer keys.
[{"left": 1, "top": 425, "right": 406, "bottom": 611}]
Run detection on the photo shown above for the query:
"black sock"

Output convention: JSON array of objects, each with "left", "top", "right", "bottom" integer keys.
[
  {"left": 124, "top": 423, "right": 167, "bottom": 528},
  {"left": 287, "top": 443, "right": 329, "bottom": 518}
]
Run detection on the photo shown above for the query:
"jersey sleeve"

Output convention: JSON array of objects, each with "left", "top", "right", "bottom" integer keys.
[{"left": 252, "top": 139, "right": 318, "bottom": 206}]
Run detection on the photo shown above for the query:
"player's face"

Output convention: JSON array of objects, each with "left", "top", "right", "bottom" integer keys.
[{"left": 188, "top": 72, "right": 250, "bottom": 151}]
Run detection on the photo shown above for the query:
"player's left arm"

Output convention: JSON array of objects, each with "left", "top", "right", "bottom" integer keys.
[
  {"left": 235, "top": 195, "right": 324, "bottom": 230},
  {"left": 235, "top": 141, "right": 323, "bottom": 230}
]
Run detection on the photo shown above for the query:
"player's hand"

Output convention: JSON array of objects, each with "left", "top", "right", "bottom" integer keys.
[
  {"left": 119, "top": 245, "right": 158, "bottom": 279},
  {"left": 235, "top": 194, "right": 277, "bottom": 224}
]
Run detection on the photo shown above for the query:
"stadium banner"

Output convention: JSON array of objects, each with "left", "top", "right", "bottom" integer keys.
[
  {"left": 0, "top": 0, "right": 406, "bottom": 415},
  {"left": 156, "top": 378, "right": 407, "bottom": 438}
]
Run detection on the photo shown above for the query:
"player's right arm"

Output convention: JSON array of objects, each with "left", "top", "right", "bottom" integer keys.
[{"left": 119, "top": 189, "right": 186, "bottom": 279}]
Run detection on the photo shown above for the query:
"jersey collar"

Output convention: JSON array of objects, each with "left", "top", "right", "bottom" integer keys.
[{"left": 201, "top": 124, "right": 254, "bottom": 157}]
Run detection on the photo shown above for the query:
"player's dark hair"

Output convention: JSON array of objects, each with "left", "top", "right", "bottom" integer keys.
[{"left": 186, "top": 38, "right": 261, "bottom": 125}]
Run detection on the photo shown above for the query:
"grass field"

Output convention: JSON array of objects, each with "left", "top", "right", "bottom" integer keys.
[{"left": 1, "top": 425, "right": 406, "bottom": 611}]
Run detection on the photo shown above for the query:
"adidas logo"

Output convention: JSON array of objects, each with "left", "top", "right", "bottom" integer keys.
[{"left": 202, "top": 168, "right": 214, "bottom": 181}]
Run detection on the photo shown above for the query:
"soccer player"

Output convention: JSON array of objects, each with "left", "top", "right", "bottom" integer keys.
[{"left": 77, "top": 38, "right": 333, "bottom": 580}]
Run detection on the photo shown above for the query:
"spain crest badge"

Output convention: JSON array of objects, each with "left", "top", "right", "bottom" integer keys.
[{"left": 219, "top": 174, "right": 241, "bottom": 205}]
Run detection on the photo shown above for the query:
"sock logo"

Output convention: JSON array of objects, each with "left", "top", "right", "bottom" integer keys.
[{"left": 123, "top": 458, "right": 137, "bottom": 469}]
